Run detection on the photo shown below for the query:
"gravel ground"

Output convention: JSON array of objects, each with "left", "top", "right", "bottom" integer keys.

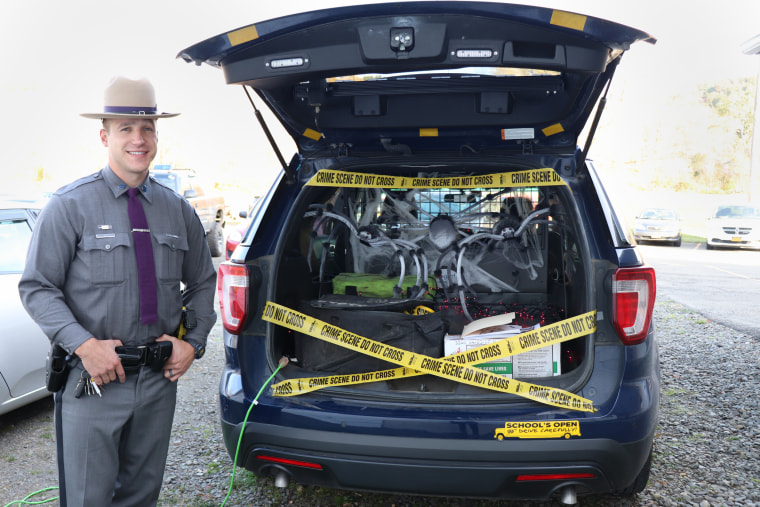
[{"left": 1, "top": 297, "right": 759, "bottom": 507}]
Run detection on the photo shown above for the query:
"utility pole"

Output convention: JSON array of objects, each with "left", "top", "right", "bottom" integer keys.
[{"left": 741, "top": 33, "right": 760, "bottom": 202}]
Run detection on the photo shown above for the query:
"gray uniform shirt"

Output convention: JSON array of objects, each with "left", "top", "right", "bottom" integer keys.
[{"left": 19, "top": 166, "right": 217, "bottom": 353}]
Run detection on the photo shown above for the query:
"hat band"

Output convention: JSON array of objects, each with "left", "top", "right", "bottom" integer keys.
[{"left": 104, "top": 105, "right": 158, "bottom": 115}]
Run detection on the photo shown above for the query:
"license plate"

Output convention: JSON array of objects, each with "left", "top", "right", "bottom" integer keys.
[{"left": 731, "top": 237, "right": 742, "bottom": 242}]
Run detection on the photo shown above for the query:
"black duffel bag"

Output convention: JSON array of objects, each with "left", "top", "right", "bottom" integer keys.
[{"left": 295, "top": 298, "right": 444, "bottom": 374}]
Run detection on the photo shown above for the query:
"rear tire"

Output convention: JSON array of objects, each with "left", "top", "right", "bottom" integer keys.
[{"left": 207, "top": 220, "right": 224, "bottom": 257}]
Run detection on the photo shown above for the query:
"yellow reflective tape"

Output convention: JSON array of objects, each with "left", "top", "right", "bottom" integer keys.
[
  {"left": 272, "top": 309, "right": 595, "bottom": 396},
  {"left": 419, "top": 128, "right": 439, "bottom": 137},
  {"left": 542, "top": 123, "right": 565, "bottom": 137},
  {"left": 263, "top": 302, "right": 597, "bottom": 412},
  {"left": 305, "top": 168, "right": 566, "bottom": 189},
  {"left": 550, "top": 10, "right": 587, "bottom": 31},
  {"left": 227, "top": 25, "right": 259, "bottom": 47},
  {"left": 303, "top": 128, "right": 323, "bottom": 141}
]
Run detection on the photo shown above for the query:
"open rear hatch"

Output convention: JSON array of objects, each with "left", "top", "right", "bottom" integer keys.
[
  {"left": 186, "top": 3, "right": 654, "bottom": 408},
  {"left": 178, "top": 1, "right": 655, "bottom": 157}
]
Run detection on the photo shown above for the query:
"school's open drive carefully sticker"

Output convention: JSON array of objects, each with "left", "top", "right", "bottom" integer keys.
[{"left": 494, "top": 420, "right": 581, "bottom": 439}]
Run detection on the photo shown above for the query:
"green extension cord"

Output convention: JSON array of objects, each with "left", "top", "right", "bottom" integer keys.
[
  {"left": 3, "top": 487, "right": 58, "bottom": 506},
  {"left": 221, "top": 356, "right": 288, "bottom": 507},
  {"left": 6, "top": 357, "right": 288, "bottom": 507}
]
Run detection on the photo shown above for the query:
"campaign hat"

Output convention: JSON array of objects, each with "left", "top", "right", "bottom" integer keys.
[{"left": 81, "top": 76, "right": 179, "bottom": 119}]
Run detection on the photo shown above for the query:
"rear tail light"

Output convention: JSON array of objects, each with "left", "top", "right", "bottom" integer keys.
[
  {"left": 612, "top": 267, "right": 656, "bottom": 345},
  {"left": 218, "top": 262, "right": 249, "bottom": 334}
]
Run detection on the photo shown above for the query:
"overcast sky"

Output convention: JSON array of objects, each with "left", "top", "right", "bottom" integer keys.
[{"left": 2, "top": 0, "right": 759, "bottom": 194}]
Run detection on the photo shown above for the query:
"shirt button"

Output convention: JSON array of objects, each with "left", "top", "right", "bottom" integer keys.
[{"left": 105, "top": 244, "right": 111, "bottom": 250}]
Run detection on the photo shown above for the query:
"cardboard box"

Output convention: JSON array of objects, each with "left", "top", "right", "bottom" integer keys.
[{"left": 444, "top": 316, "right": 561, "bottom": 378}]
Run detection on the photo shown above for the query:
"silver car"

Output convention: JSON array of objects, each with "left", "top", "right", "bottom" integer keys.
[
  {"left": 0, "top": 198, "right": 51, "bottom": 415},
  {"left": 633, "top": 208, "right": 682, "bottom": 247}
]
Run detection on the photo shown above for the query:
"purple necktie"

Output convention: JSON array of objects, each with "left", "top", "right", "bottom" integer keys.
[{"left": 127, "top": 187, "right": 158, "bottom": 325}]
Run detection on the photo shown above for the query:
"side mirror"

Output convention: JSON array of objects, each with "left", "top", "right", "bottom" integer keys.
[{"left": 183, "top": 189, "right": 198, "bottom": 199}]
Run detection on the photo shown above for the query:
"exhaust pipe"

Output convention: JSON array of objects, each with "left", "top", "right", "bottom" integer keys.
[
  {"left": 559, "top": 485, "right": 577, "bottom": 505},
  {"left": 274, "top": 471, "right": 290, "bottom": 488}
]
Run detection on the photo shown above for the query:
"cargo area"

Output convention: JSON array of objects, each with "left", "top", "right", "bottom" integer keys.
[{"left": 269, "top": 169, "right": 591, "bottom": 395}]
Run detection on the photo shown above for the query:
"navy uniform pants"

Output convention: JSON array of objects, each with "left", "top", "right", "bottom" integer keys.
[{"left": 55, "top": 365, "right": 177, "bottom": 506}]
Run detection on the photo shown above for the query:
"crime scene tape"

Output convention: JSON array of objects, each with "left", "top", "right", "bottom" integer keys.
[
  {"left": 305, "top": 168, "right": 567, "bottom": 189},
  {"left": 262, "top": 302, "right": 597, "bottom": 413},
  {"left": 270, "top": 309, "right": 597, "bottom": 397}
]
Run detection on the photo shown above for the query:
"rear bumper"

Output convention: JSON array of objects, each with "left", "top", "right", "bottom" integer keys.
[
  {"left": 634, "top": 232, "right": 680, "bottom": 242},
  {"left": 220, "top": 416, "right": 653, "bottom": 500},
  {"left": 219, "top": 328, "right": 659, "bottom": 500},
  {"left": 707, "top": 236, "right": 760, "bottom": 249}
]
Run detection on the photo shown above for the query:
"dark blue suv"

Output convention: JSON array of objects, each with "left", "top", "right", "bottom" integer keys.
[{"left": 180, "top": 3, "right": 659, "bottom": 504}]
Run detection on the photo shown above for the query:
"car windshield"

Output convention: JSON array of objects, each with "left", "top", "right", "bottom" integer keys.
[
  {"left": 151, "top": 172, "right": 178, "bottom": 191},
  {"left": 712, "top": 206, "right": 760, "bottom": 219},
  {"left": 640, "top": 209, "right": 677, "bottom": 220}
]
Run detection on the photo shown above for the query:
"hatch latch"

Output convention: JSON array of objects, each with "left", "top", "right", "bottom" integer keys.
[{"left": 390, "top": 28, "right": 414, "bottom": 52}]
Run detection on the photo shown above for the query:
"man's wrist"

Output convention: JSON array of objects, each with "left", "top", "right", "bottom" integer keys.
[{"left": 183, "top": 338, "right": 206, "bottom": 359}]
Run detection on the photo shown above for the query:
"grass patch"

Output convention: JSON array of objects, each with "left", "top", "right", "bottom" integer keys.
[
  {"left": 206, "top": 461, "right": 222, "bottom": 475},
  {"left": 681, "top": 233, "right": 705, "bottom": 243},
  {"left": 230, "top": 469, "right": 258, "bottom": 490}
]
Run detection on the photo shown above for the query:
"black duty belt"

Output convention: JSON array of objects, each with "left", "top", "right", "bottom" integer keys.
[{"left": 116, "top": 342, "right": 172, "bottom": 372}]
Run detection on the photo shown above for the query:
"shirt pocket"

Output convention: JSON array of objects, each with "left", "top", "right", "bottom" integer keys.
[
  {"left": 154, "top": 232, "right": 189, "bottom": 282},
  {"left": 82, "top": 233, "right": 131, "bottom": 285}
]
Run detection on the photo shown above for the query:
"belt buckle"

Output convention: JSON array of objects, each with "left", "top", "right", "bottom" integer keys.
[{"left": 136, "top": 345, "right": 150, "bottom": 366}]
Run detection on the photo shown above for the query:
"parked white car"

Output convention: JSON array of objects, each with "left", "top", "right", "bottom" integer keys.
[
  {"left": 706, "top": 204, "right": 760, "bottom": 250},
  {"left": 0, "top": 198, "right": 51, "bottom": 415}
]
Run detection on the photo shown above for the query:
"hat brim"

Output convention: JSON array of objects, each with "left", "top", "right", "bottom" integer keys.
[{"left": 80, "top": 112, "right": 180, "bottom": 119}]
